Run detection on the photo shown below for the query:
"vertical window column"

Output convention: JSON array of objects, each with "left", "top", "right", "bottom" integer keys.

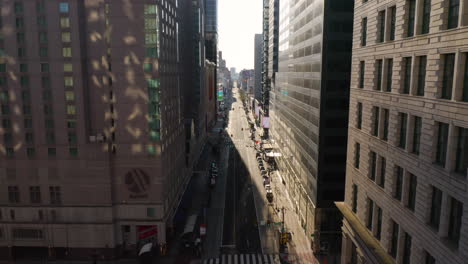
[
  {"left": 375, "top": 59, "right": 383, "bottom": 90},
  {"left": 384, "top": 58, "right": 393, "bottom": 92}
]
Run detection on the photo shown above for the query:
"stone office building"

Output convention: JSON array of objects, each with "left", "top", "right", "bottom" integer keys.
[
  {"left": 0, "top": 0, "right": 187, "bottom": 260},
  {"left": 337, "top": 0, "right": 468, "bottom": 263}
]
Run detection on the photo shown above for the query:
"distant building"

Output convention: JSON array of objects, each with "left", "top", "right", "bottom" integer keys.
[
  {"left": 254, "top": 34, "right": 263, "bottom": 101},
  {"left": 205, "top": 0, "right": 218, "bottom": 64}
]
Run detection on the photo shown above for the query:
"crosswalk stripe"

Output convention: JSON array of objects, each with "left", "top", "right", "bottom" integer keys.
[{"left": 203, "top": 254, "right": 281, "bottom": 264}]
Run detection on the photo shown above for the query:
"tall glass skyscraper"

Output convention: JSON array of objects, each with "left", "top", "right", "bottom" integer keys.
[{"left": 269, "top": 0, "right": 354, "bottom": 256}]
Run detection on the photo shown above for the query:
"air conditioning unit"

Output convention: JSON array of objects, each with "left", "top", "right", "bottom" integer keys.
[{"left": 89, "top": 136, "right": 96, "bottom": 142}]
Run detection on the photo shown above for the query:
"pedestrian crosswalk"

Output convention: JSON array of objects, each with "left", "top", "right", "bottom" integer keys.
[{"left": 202, "top": 254, "right": 281, "bottom": 264}]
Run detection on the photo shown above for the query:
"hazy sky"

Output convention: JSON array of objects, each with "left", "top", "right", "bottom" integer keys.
[{"left": 218, "top": 0, "right": 263, "bottom": 71}]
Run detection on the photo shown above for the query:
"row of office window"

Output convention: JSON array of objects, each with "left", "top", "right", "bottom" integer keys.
[
  {"left": 8, "top": 186, "right": 62, "bottom": 205},
  {"left": 356, "top": 104, "right": 468, "bottom": 175},
  {"left": 361, "top": 0, "right": 465, "bottom": 47},
  {"left": 358, "top": 53, "right": 468, "bottom": 101},
  {"left": 352, "top": 146, "right": 465, "bottom": 246}
]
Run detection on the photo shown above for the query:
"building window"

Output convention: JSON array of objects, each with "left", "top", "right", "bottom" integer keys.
[
  {"left": 48, "top": 148, "right": 56, "bottom": 157},
  {"left": 65, "top": 91, "right": 75, "bottom": 101},
  {"left": 376, "top": 206, "right": 382, "bottom": 240},
  {"left": 26, "top": 148, "right": 35, "bottom": 158},
  {"left": 6, "top": 147, "right": 14, "bottom": 157},
  {"left": 402, "top": 232, "right": 412, "bottom": 264},
  {"left": 8, "top": 186, "right": 20, "bottom": 203},
  {"left": 37, "top": 16, "right": 47, "bottom": 27},
  {"left": 39, "top": 32, "right": 47, "bottom": 43},
  {"left": 0, "top": 64, "right": 5, "bottom": 72},
  {"left": 43, "top": 90, "right": 52, "bottom": 101},
  {"left": 40, "top": 63, "right": 49, "bottom": 73},
  {"left": 144, "top": 4, "right": 158, "bottom": 15},
  {"left": 49, "top": 186, "right": 62, "bottom": 204},
  {"left": 378, "top": 157, "right": 386, "bottom": 188},
  {"left": 355, "top": 143, "right": 360, "bottom": 169},
  {"left": 390, "top": 220, "right": 399, "bottom": 258},
  {"left": 144, "top": 63, "right": 153, "bottom": 72},
  {"left": 425, "top": 252, "right": 436, "bottom": 264},
  {"left": 60, "top": 17, "right": 70, "bottom": 28},
  {"left": 407, "top": 173, "right": 417, "bottom": 211},
  {"left": 421, "top": 0, "right": 431, "bottom": 34},
  {"left": 407, "top": 0, "right": 416, "bottom": 37},
  {"left": 64, "top": 77, "right": 74, "bottom": 88},
  {"left": 435, "top": 122, "right": 449, "bottom": 167},
  {"left": 377, "top": 11, "right": 386, "bottom": 43},
  {"left": 398, "top": 113, "right": 408, "bottom": 149},
  {"left": 46, "top": 131, "right": 55, "bottom": 144},
  {"left": 416, "top": 56, "right": 427, "bottom": 96},
  {"left": 463, "top": 54, "right": 468, "bottom": 102},
  {"left": 61, "top": 32, "right": 71, "bottom": 42},
  {"left": 66, "top": 105, "right": 76, "bottom": 115},
  {"left": 370, "top": 151, "right": 377, "bottom": 181},
  {"left": 389, "top": 6, "right": 396, "bottom": 40},
  {"left": 68, "top": 132, "right": 77, "bottom": 144},
  {"left": 146, "top": 47, "right": 158, "bottom": 58},
  {"left": 145, "top": 33, "right": 157, "bottom": 44},
  {"left": 448, "top": 197, "right": 463, "bottom": 246},
  {"left": 447, "top": 0, "right": 460, "bottom": 29},
  {"left": 18, "top": 48, "right": 26, "bottom": 58},
  {"left": 29, "top": 186, "right": 41, "bottom": 204},
  {"left": 24, "top": 119, "right": 32, "bottom": 129},
  {"left": 385, "top": 59, "right": 393, "bottom": 92},
  {"left": 382, "top": 109, "right": 389, "bottom": 141},
  {"left": 59, "top": 3, "right": 69, "bottom": 13},
  {"left": 356, "top": 102, "right": 362, "bottom": 129},
  {"left": 39, "top": 47, "right": 48, "bottom": 57},
  {"left": 14, "top": 2, "right": 24, "bottom": 13},
  {"left": 372, "top": 106, "right": 380, "bottom": 136},
  {"left": 25, "top": 132, "right": 34, "bottom": 144},
  {"left": 361, "top": 18, "right": 367, "bottom": 46},
  {"left": 394, "top": 166, "right": 404, "bottom": 201},
  {"left": 366, "top": 198, "right": 374, "bottom": 230},
  {"left": 147, "top": 208, "right": 156, "bottom": 217},
  {"left": 2, "top": 119, "right": 11, "bottom": 129},
  {"left": 44, "top": 119, "right": 54, "bottom": 129},
  {"left": 19, "top": 63, "right": 27, "bottom": 73},
  {"left": 376, "top": 59, "right": 383, "bottom": 90},
  {"left": 412, "top": 116, "right": 422, "bottom": 155},
  {"left": 69, "top": 147, "right": 78, "bottom": 156},
  {"left": 64, "top": 63, "right": 73, "bottom": 72},
  {"left": 402, "top": 57, "right": 412, "bottom": 94},
  {"left": 62, "top": 47, "right": 72, "bottom": 57},
  {"left": 456, "top": 127, "right": 468, "bottom": 174},
  {"left": 3, "top": 133, "right": 12, "bottom": 144},
  {"left": 352, "top": 184, "right": 358, "bottom": 213},
  {"left": 15, "top": 18, "right": 24, "bottom": 29},
  {"left": 359, "top": 61, "right": 365, "bottom": 88},
  {"left": 442, "top": 54, "right": 455, "bottom": 99},
  {"left": 429, "top": 186, "right": 442, "bottom": 230},
  {"left": 1, "top": 105, "right": 9, "bottom": 115}
]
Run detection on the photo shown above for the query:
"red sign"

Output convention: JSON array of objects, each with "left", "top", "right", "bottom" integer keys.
[{"left": 137, "top": 225, "right": 158, "bottom": 240}]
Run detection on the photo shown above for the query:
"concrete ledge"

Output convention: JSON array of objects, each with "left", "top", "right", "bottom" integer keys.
[{"left": 335, "top": 202, "right": 394, "bottom": 264}]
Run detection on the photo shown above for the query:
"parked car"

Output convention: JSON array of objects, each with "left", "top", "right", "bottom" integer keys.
[
  {"left": 263, "top": 177, "right": 270, "bottom": 186},
  {"left": 266, "top": 189, "right": 274, "bottom": 203}
]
